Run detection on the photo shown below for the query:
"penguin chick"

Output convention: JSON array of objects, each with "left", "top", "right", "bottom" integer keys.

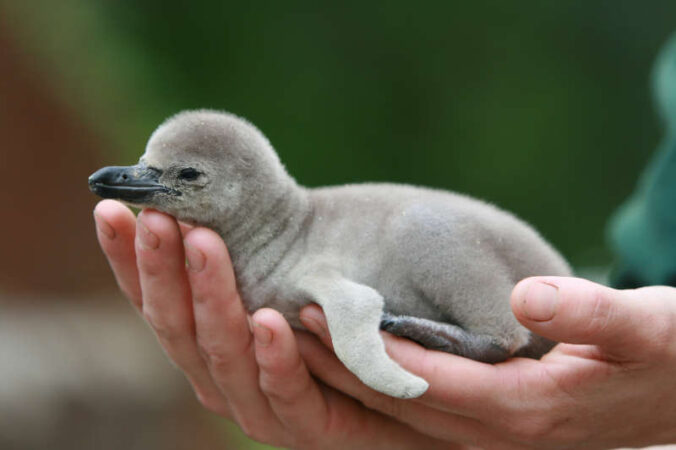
[{"left": 89, "top": 110, "right": 571, "bottom": 399}]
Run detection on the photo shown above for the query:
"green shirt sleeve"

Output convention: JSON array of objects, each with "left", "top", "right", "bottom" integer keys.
[{"left": 608, "top": 33, "right": 676, "bottom": 288}]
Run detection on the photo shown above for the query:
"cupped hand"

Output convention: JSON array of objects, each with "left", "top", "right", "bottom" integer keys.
[
  {"left": 93, "top": 199, "right": 456, "bottom": 450},
  {"left": 297, "top": 277, "right": 676, "bottom": 449}
]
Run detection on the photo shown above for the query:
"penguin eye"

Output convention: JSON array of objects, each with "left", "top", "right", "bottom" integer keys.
[{"left": 179, "top": 168, "right": 201, "bottom": 181}]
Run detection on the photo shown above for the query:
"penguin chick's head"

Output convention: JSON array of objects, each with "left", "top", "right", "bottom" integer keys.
[{"left": 89, "top": 110, "right": 293, "bottom": 226}]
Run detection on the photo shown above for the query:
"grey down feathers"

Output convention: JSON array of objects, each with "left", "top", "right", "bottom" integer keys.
[{"left": 89, "top": 110, "right": 571, "bottom": 398}]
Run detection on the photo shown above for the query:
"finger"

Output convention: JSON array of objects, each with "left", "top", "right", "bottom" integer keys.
[
  {"left": 300, "top": 303, "right": 334, "bottom": 350},
  {"left": 300, "top": 304, "right": 502, "bottom": 416},
  {"left": 511, "top": 277, "right": 676, "bottom": 360},
  {"left": 135, "top": 210, "right": 229, "bottom": 415},
  {"left": 251, "top": 309, "right": 330, "bottom": 443},
  {"left": 136, "top": 209, "right": 192, "bottom": 335},
  {"left": 183, "top": 228, "right": 289, "bottom": 443},
  {"left": 93, "top": 200, "right": 142, "bottom": 307},
  {"left": 296, "top": 332, "right": 505, "bottom": 448},
  {"left": 178, "top": 221, "right": 194, "bottom": 237}
]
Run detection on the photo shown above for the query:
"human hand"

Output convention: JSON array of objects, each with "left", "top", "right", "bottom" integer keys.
[
  {"left": 297, "top": 277, "right": 676, "bottom": 449},
  {"left": 92, "top": 199, "right": 456, "bottom": 450}
]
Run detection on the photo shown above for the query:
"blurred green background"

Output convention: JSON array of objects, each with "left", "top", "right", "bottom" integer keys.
[
  {"left": 6, "top": 0, "right": 676, "bottom": 269},
  {"left": 1, "top": 1, "right": 674, "bottom": 449}
]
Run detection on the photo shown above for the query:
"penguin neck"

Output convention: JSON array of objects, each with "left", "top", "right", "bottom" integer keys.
[{"left": 217, "top": 178, "right": 311, "bottom": 291}]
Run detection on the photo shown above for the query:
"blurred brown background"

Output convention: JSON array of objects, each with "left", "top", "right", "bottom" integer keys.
[{"left": 0, "top": 19, "right": 111, "bottom": 295}]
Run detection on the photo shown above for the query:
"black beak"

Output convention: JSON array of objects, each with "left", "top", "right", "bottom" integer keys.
[{"left": 88, "top": 165, "right": 179, "bottom": 203}]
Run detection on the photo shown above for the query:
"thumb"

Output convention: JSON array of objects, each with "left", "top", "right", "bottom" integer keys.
[{"left": 511, "top": 276, "right": 675, "bottom": 360}]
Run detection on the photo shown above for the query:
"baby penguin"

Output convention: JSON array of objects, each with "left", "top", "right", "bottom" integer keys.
[{"left": 89, "top": 110, "right": 571, "bottom": 399}]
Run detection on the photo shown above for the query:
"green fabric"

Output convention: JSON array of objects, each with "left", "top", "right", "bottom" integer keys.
[{"left": 608, "top": 33, "right": 676, "bottom": 287}]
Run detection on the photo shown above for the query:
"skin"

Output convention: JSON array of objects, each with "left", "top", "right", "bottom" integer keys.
[{"left": 94, "top": 200, "right": 676, "bottom": 449}]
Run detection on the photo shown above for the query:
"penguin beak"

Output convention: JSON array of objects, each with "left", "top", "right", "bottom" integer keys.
[{"left": 88, "top": 165, "right": 180, "bottom": 203}]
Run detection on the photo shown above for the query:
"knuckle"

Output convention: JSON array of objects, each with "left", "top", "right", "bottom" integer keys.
[
  {"left": 237, "top": 420, "right": 275, "bottom": 445},
  {"left": 237, "top": 421, "right": 259, "bottom": 441},
  {"left": 188, "top": 284, "right": 215, "bottom": 305},
  {"left": 258, "top": 373, "right": 285, "bottom": 400},
  {"left": 259, "top": 370, "right": 311, "bottom": 406},
  {"left": 143, "top": 309, "right": 180, "bottom": 343},
  {"left": 580, "top": 287, "right": 614, "bottom": 339},
  {"left": 198, "top": 336, "right": 252, "bottom": 374},
  {"left": 137, "top": 257, "right": 164, "bottom": 278},
  {"left": 199, "top": 345, "right": 232, "bottom": 371},
  {"left": 195, "top": 392, "right": 228, "bottom": 416}
]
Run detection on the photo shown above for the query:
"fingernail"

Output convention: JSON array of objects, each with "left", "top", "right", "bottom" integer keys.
[
  {"left": 93, "top": 212, "right": 115, "bottom": 239},
  {"left": 300, "top": 308, "right": 327, "bottom": 337},
  {"left": 184, "top": 243, "right": 205, "bottom": 272},
  {"left": 138, "top": 221, "right": 159, "bottom": 250},
  {"left": 252, "top": 322, "right": 272, "bottom": 346},
  {"left": 521, "top": 281, "right": 559, "bottom": 321}
]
